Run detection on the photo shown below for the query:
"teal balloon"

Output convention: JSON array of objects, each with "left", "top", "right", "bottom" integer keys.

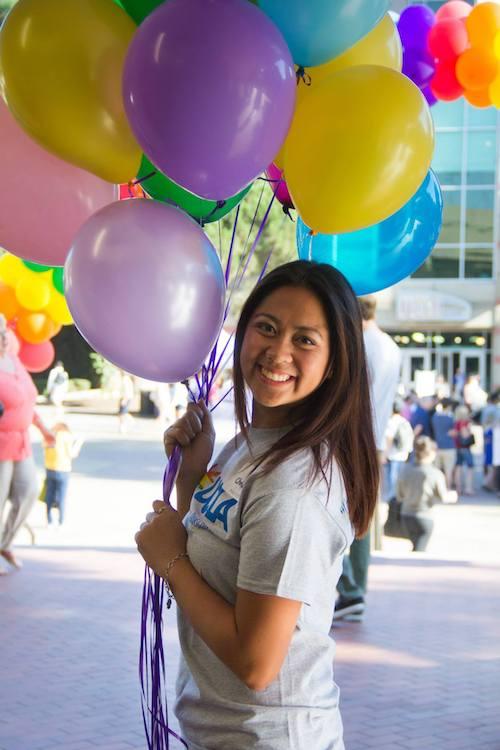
[
  {"left": 137, "top": 156, "right": 251, "bottom": 224},
  {"left": 22, "top": 260, "right": 52, "bottom": 273},
  {"left": 52, "top": 267, "right": 64, "bottom": 295},
  {"left": 297, "top": 170, "right": 442, "bottom": 294},
  {"left": 258, "top": 0, "right": 390, "bottom": 67}
]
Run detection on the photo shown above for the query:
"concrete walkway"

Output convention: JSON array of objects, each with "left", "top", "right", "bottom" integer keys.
[{"left": 1, "top": 407, "right": 499, "bottom": 749}]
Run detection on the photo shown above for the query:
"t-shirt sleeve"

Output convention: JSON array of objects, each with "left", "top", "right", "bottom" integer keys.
[{"left": 237, "top": 488, "right": 350, "bottom": 606}]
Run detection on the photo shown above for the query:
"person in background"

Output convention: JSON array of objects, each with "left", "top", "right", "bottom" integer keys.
[
  {"left": 453, "top": 368, "right": 465, "bottom": 401},
  {"left": 431, "top": 398, "right": 457, "bottom": 489},
  {"left": 410, "top": 395, "right": 436, "bottom": 439},
  {"left": 397, "top": 437, "right": 458, "bottom": 552},
  {"left": 43, "top": 422, "right": 83, "bottom": 527},
  {"left": 118, "top": 371, "right": 135, "bottom": 433},
  {"left": 454, "top": 404, "right": 475, "bottom": 496},
  {"left": 463, "top": 374, "right": 487, "bottom": 415},
  {"left": 0, "top": 314, "right": 54, "bottom": 573},
  {"left": 480, "top": 393, "right": 499, "bottom": 491},
  {"left": 46, "top": 360, "right": 69, "bottom": 414},
  {"left": 333, "top": 294, "right": 401, "bottom": 623},
  {"left": 384, "top": 401, "right": 413, "bottom": 499}
]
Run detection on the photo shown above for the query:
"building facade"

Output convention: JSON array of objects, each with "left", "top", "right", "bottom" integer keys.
[{"left": 380, "top": 1, "right": 500, "bottom": 393}]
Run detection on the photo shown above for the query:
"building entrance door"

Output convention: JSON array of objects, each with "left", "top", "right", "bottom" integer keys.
[
  {"left": 401, "top": 349, "right": 431, "bottom": 389},
  {"left": 435, "top": 348, "right": 486, "bottom": 391}
]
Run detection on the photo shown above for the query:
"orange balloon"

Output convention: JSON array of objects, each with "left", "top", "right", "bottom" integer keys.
[
  {"left": 463, "top": 87, "right": 492, "bottom": 107},
  {"left": 0, "top": 281, "right": 21, "bottom": 320},
  {"left": 466, "top": 2, "right": 500, "bottom": 48},
  {"left": 456, "top": 48, "right": 499, "bottom": 91},
  {"left": 17, "top": 310, "right": 60, "bottom": 344}
]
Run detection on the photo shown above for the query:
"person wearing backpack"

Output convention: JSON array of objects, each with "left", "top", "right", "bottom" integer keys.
[{"left": 384, "top": 401, "right": 414, "bottom": 499}]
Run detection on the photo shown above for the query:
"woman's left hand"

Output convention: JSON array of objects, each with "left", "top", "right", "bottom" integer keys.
[{"left": 135, "top": 500, "right": 187, "bottom": 575}]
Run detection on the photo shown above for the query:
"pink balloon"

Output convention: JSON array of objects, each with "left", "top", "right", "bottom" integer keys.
[
  {"left": 18, "top": 339, "right": 55, "bottom": 373},
  {"left": 0, "top": 99, "right": 117, "bottom": 267},
  {"left": 265, "top": 163, "right": 294, "bottom": 211},
  {"left": 65, "top": 199, "right": 226, "bottom": 382},
  {"left": 435, "top": 1, "right": 472, "bottom": 22}
]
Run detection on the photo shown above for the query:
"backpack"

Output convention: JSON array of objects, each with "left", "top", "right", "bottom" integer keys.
[{"left": 392, "top": 418, "right": 414, "bottom": 454}]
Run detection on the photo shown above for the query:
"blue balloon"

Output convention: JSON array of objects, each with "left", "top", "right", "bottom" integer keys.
[
  {"left": 297, "top": 170, "right": 442, "bottom": 295},
  {"left": 258, "top": 0, "right": 389, "bottom": 68}
]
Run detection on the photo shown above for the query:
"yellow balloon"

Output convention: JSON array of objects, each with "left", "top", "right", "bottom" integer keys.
[
  {"left": 0, "top": 253, "right": 26, "bottom": 286},
  {"left": 273, "top": 143, "right": 286, "bottom": 170},
  {"left": 495, "top": 32, "right": 500, "bottom": 61},
  {"left": 276, "top": 15, "right": 402, "bottom": 173},
  {"left": 489, "top": 73, "right": 500, "bottom": 108},
  {"left": 285, "top": 66, "right": 434, "bottom": 235},
  {"left": 15, "top": 275, "right": 51, "bottom": 311},
  {"left": 45, "top": 291, "right": 73, "bottom": 326},
  {"left": 0, "top": 0, "right": 141, "bottom": 183},
  {"left": 300, "top": 14, "right": 402, "bottom": 98}
]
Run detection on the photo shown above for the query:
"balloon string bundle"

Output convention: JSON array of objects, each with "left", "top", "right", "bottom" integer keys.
[{"left": 139, "top": 184, "right": 278, "bottom": 750}]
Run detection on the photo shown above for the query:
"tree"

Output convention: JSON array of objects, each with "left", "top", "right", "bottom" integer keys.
[{"left": 204, "top": 180, "right": 297, "bottom": 325}]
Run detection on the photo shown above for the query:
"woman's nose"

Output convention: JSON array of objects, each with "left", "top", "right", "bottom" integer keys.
[{"left": 265, "top": 337, "right": 293, "bottom": 363}]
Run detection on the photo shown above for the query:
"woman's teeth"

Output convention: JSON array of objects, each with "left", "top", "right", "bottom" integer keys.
[{"left": 260, "top": 367, "right": 292, "bottom": 382}]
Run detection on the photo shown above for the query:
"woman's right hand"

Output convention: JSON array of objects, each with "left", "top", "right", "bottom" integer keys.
[{"left": 164, "top": 400, "right": 215, "bottom": 486}]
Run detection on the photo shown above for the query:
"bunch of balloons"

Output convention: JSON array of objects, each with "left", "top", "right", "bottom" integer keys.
[
  {"left": 398, "top": 1, "right": 500, "bottom": 109},
  {"left": 0, "top": 253, "right": 73, "bottom": 372},
  {"left": 0, "top": 0, "right": 441, "bottom": 376}
]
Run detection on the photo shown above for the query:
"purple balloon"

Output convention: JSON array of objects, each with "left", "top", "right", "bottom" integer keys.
[
  {"left": 64, "top": 200, "right": 226, "bottom": 382},
  {"left": 123, "top": 0, "right": 296, "bottom": 201},
  {"left": 422, "top": 84, "right": 438, "bottom": 107},
  {"left": 402, "top": 49, "right": 436, "bottom": 88},
  {"left": 397, "top": 5, "right": 435, "bottom": 51}
]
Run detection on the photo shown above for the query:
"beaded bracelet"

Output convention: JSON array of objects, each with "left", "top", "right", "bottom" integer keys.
[{"left": 161, "top": 552, "right": 189, "bottom": 609}]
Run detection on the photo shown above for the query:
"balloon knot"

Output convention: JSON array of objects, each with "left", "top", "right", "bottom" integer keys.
[
  {"left": 296, "top": 66, "right": 311, "bottom": 86},
  {"left": 283, "top": 205, "right": 295, "bottom": 222}
]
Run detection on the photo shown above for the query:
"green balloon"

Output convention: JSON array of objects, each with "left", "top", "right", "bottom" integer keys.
[
  {"left": 136, "top": 156, "right": 252, "bottom": 224},
  {"left": 52, "top": 267, "right": 64, "bottom": 295},
  {"left": 22, "top": 260, "right": 52, "bottom": 273},
  {"left": 113, "top": 0, "right": 163, "bottom": 25}
]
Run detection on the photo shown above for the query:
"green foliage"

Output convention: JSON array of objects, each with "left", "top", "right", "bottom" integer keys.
[
  {"left": 204, "top": 181, "right": 297, "bottom": 324},
  {"left": 68, "top": 378, "right": 91, "bottom": 391},
  {"left": 89, "top": 352, "right": 119, "bottom": 390}
]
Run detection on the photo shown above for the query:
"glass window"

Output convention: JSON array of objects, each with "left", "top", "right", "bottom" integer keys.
[
  {"left": 464, "top": 247, "right": 493, "bottom": 278},
  {"left": 467, "top": 103, "right": 498, "bottom": 128},
  {"left": 465, "top": 190, "right": 494, "bottom": 243},
  {"left": 438, "top": 189, "right": 461, "bottom": 243},
  {"left": 432, "top": 131, "right": 463, "bottom": 180},
  {"left": 432, "top": 98, "right": 464, "bottom": 129},
  {"left": 412, "top": 246, "right": 460, "bottom": 278},
  {"left": 467, "top": 131, "right": 496, "bottom": 185}
]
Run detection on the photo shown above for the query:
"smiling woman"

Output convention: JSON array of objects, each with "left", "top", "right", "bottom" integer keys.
[{"left": 135, "top": 260, "right": 379, "bottom": 750}]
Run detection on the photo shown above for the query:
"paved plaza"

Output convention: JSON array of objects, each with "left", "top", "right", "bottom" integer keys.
[{"left": 1, "top": 405, "right": 500, "bottom": 750}]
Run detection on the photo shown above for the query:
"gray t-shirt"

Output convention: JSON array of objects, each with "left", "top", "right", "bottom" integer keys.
[
  {"left": 175, "top": 426, "right": 354, "bottom": 750},
  {"left": 396, "top": 462, "right": 448, "bottom": 516}
]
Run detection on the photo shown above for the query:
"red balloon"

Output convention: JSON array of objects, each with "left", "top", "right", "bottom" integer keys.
[
  {"left": 119, "top": 182, "right": 145, "bottom": 200},
  {"left": 18, "top": 339, "right": 55, "bottom": 373},
  {"left": 430, "top": 60, "right": 464, "bottom": 100},
  {"left": 435, "top": 1, "right": 472, "bottom": 22},
  {"left": 427, "top": 18, "right": 469, "bottom": 61}
]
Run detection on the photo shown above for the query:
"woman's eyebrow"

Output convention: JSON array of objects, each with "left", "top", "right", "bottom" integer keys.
[{"left": 254, "top": 312, "right": 325, "bottom": 337}]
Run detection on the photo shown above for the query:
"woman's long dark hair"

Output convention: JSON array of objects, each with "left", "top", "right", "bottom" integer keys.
[{"left": 233, "top": 260, "right": 379, "bottom": 537}]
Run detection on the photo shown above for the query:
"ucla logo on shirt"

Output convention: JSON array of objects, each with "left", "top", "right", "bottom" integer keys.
[{"left": 193, "top": 468, "right": 238, "bottom": 532}]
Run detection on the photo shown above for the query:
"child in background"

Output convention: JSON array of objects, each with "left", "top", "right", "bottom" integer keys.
[{"left": 43, "top": 422, "right": 82, "bottom": 527}]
